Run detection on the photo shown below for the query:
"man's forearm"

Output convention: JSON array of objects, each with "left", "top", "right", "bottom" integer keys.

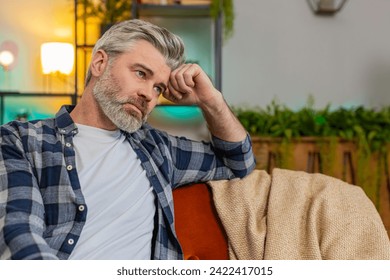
[{"left": 200, "top": 92, "right": 247, "bottom": 142}]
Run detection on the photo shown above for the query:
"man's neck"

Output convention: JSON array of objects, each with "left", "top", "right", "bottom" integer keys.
[{"left": 70, "top": 89, "right": 117, "bottom": 131}]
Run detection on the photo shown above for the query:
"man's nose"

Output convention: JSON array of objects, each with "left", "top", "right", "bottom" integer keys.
[{"left": 137, "top": 85, "right": 154, "bottom": 102}]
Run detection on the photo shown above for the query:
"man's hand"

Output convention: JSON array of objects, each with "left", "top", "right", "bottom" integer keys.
[
  {"left": 164, "top": 64, "right": 220, "bottom": 107},
  {"left": 164, "top": 63, "right": 248, "bottom": 142}
]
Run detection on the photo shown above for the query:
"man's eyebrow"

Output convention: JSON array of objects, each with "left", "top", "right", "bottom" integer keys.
[
  {"left": 133, "top": 63, "right": 153, "bottom": 76},
  {"left": 133, "top": 63, "right": 167, "bottom": 91}
]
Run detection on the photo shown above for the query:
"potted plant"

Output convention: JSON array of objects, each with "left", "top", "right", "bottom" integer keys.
[
  {"left": 76, "top": 0, "right": 235, "bottom": 40},
  {"left": 233, "top": 98, "right": 390, "bottom": 232},
  {"left": 77, "top": 0, "right": 132, "bottom": 33}
]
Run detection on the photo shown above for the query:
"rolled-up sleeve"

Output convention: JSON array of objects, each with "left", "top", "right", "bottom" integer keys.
[
  {"left": 168, "top": 132, "right": 256, "bottom": 187},
  {"left": 211, "top": 133, "right": 256, "bottom": 178}
]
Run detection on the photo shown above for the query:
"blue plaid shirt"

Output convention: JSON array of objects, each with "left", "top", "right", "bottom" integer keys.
[{"left": 0, "top": 105, "right": 255, "bottom": 260}]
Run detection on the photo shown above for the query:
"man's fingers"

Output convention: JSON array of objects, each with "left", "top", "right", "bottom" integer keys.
[
  {"left": 180, "top": 64, "right": 196, "bottom": 88},
  {"left": 170, "top": 64, "right": 199, "bottom": 95},
  {"left": 165, "top": 85, "right": 183, "bottom": 102}
]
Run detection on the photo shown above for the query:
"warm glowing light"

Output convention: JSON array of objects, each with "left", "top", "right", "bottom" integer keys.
[
  {"left": 41, "top": 42, "right": 74, "bottom": 75},
  {"left": 0, "top": 50, "right": 14, "bottom": 68}
]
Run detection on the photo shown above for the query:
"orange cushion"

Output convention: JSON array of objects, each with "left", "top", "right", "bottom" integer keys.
[{"left": 173, "top": 183, "right": 229, "bottom": 260}]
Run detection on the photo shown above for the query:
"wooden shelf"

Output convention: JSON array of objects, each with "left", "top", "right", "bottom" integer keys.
[{"left": 136, "top": 4, "right": 211, "bottom": 17}]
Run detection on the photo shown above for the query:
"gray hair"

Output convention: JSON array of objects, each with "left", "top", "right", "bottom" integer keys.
[{"left": 85, "top": 19, "right": 185, "bottom": 86}]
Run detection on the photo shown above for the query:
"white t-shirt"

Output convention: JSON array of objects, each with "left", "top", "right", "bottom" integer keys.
[{"left": 69, "top": 124, "right": 155, "bottom": 260}]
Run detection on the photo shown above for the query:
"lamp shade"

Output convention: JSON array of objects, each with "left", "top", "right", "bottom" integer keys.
[
  {"left": 308, "top": 0, "right": 348, "bottom": 15},
  {"left": 41, "top": 42, "right": 74, "bottom": 75}
]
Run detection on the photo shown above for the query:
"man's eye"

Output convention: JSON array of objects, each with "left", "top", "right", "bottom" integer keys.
[
  {"left": 153, "top": 86, "right": 163, "bottom": 95},
  {"left": 136, "top": 71, "right": 145, "bottom": 78}
]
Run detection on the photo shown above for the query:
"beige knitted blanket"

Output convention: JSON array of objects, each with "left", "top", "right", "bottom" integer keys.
[{"left": 207, "top": 169, "right": 390, "bottom": 260}]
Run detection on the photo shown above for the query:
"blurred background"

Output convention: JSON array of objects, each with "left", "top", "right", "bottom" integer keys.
[{"left": 1, "top": 0, "right": 389, "bottom": 110}]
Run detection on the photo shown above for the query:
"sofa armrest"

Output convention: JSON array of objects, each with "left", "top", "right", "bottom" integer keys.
[{"left": 173, "top": 183, "right": 229, "bottom": 260}]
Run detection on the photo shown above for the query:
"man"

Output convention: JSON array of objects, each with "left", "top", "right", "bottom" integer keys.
[{"left": 0, "top": 19, "right": 255, "bottom": 260}]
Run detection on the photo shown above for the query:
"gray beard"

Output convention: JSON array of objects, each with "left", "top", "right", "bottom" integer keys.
[{"left": 92, "top": 69, "right": 147, "bottom": 133}]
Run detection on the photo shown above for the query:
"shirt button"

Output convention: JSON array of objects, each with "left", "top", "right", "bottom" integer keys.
[
  {"left": 60, "top": 129, "right": 66, "bottom": 133},
  {"left": 66, "top": 165, "right": 73, "bottom": 171},
  {"left": 68, "top": 238, "right": 74, "bottom": 245},
  {"left": 65, "top": 143, "right": 72, "bottom": 148},
  {"left": 78, "top": 205, "right": 85, "bottom": 212}
]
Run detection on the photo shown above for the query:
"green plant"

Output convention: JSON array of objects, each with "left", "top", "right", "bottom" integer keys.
[
  {"left": 234, "top": 100, "right": 390, "bottom": 150},
  {"left": 210, "top": 0, "right": 235, "bottom": 41},
  {"left": 77, "top": 0, "right": 132, "bottom": 25},
  {"left": 76, "top": 0, "right": 235, "bottom": 40},
  {"left": 233, "top": 99, "right": 390, "bottom": 208}
]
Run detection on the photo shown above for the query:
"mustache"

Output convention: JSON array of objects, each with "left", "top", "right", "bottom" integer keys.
[{"left": 118, "top": 98, "right": 147, "bottom": 115}]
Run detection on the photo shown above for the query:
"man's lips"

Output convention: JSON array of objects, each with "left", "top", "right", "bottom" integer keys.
[{"left": 122, "top": 102, "right": 145, "bottom": 118}]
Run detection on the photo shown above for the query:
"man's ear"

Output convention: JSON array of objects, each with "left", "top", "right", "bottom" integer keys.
[{"left": 90, "top": 49, "right": 109, "bottom": 77}]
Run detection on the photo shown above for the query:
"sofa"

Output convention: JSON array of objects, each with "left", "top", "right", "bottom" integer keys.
[{"left": 173, "top": 183, "right": 228, "bottom": 260}]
